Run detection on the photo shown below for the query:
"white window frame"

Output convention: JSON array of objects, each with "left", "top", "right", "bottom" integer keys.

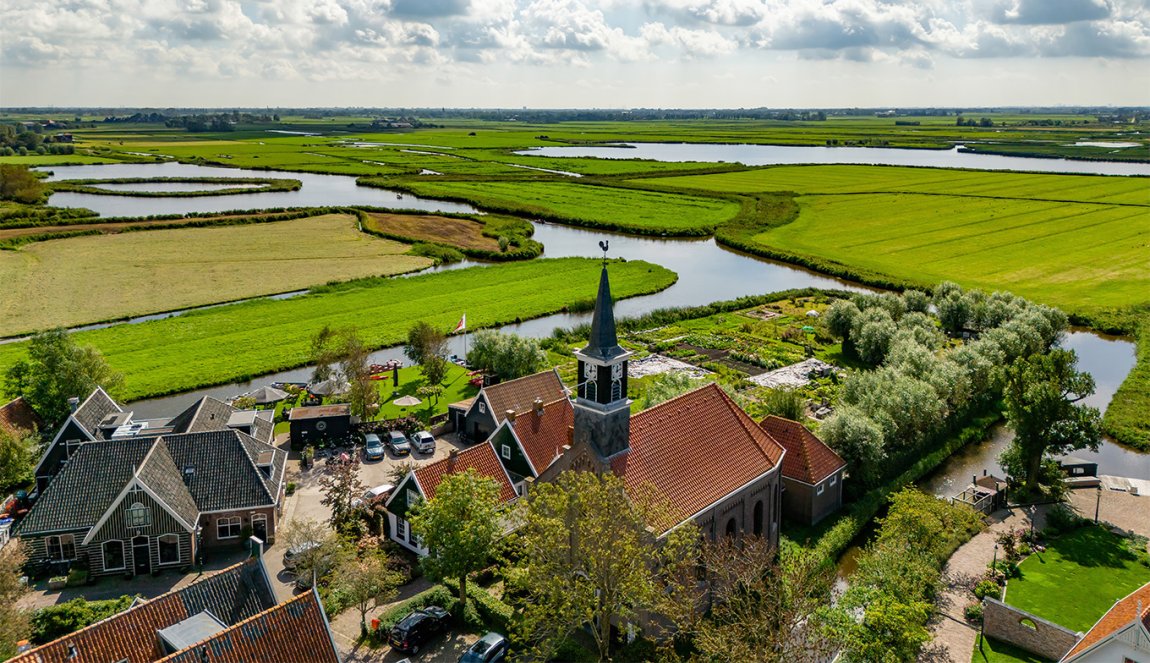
[
  {"left": 501, "top": 444, "right": 511, "bottom": 460},
  {"left": 829, "top": 475, "right": 838, "bottom": 487},
  {"left": 251, "top": 513, "right": 268, "bottom": 537},
  {"left": 478, "top": 401, "right": 486, "bottom": 414},
  {"left": 816, "top": 483, "right": 825, "bottom": 496},
  {"left": 65, "top": 438, "right": 83, "bottom": 457},
  {"left": 126, "top": 502, "right": 151, "bottom": 528},
  {"left": 47, "top": 534, "right": 77, "bottom": 561},
  {"left": 102, "top": 539, "right": 126, "bottom": 571},
  {"left": 157, "top": 534, "right": 181, "bottom": 566},
  {"left": 396, "top": 518, "right": 407, "bottom": 542},
  {"left": 217, "top": 516, "right": 242, "bottom": 540},
  {"left": 407, "top": 488, "right": 419, "bottom": 506}
]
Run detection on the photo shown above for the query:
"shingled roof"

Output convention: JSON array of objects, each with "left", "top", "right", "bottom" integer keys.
[
  {"left": 482, "top": 369, "right": 568, "bottom": 421},
  {"left": 758, "top": 415, "right": 846, "bottom": 485},
  {"left": 10, "top": 559, "right": 276, "bottom": 663},
  {"left": 166, "top": 397, "right": 236, "bottom": 435},
  {"left": 72, "top": 387, "right": 122, "bottom": 436},
  {"left": 163, "top": 430, "right": 284, "bottom": 512},
  {"left": 1062, "top": 581, "right": 1150, "bottom": 661},
  {"left": 0, "top": 397, "right": 42, "bottom": 435},
  {"left": 612, "top": 383, "right": 785, "bottom": 534},
  {"left": 510, "top": 397, "right": 573, "bottom": 476},
  {"left": 156, "top": 590, "right": 339, "bottom": 663},
  {"left": 414, "top": 443, "right": 518, "bottom": 504}
]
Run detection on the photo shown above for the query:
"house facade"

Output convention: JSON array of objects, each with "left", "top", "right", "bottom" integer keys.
[
  {"left": 454, "top": 369, "right": 568, "bottom": 444},
  {"left": 758, "top": 415, "right": 846, "bottom": 526},
  {"left": 384, "top": 443, "right": 518, "bottom": 554},
  {"left": 16, "top": 429, "right": 286, "bottom": 577},
  {"left": 288, "top": 404, "right": 352, "bottom": 450},
  {"left": 485, "top": 397, "right": 573, "bottom": 494}
]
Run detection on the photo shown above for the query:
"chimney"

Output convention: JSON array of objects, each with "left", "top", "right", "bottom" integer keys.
[
  {"left": 534, "top": 398, "right": 544, "bottom": 417},
  {"left": 449, "top": 448, "right": 459, "bottom": 459},
  {"left": 506, "top": 409, "right": 517, "bottom": 422},
  {"left": 68, "top": 397, "right": 80, "bottom": 412}
]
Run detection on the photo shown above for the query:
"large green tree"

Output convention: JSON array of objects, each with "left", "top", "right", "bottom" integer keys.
[
  {"left": 0, "top": 164, "right": 45, "bottom": 204},
  {"left": 0, "top": 540, "right": 30, "bottom": 658},
  {"left": 1000, "top": 349, "right": 1102, "bottom": 491},
  {"left": 404, "top": 321, "right": 450, "bottom": 387},
  {"left": 4, "top": 330, "right": 123, "bottom": 428},
  {"left": 331, "top": 552, "right": 403, "bottom": 634},
  {"left": 408, "top": 468, "right": 503, "bottom": 612},
  {"left": 309, "top": 326, "right": 379, "bottom": 418},
  {"left": 466, "top": 330, "right": 547, "bottom": 381},
  {"left": 0, "top": 427, "right": 39, "bottom": 492},
  {"left": 319, "top": 455, "right": 367, "bottom": 529},
  {"left": 514, "top": 471, "right": 698, "bottom": 662}
]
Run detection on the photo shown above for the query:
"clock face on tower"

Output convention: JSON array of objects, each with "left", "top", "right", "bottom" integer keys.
[
  {"left": 611, "top": 363, "right": 623, "bottom": 380},
  {"left": 584, "top": 362, "right": 596, "bottom": 378}
]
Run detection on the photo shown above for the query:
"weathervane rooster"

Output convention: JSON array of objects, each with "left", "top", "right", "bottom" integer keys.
[{"left": 599, "top": 239, "right": 609, "bottom": 264}]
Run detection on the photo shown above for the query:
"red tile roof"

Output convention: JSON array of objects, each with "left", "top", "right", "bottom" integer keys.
[
  {"left": 415, "top": 443, "right": 518, "bottom": 504},
  {"left": 10, "top": 559, "right": 275, "bottom": 663},
  {"left": 155, "top": 591, "right": 339, "bottom": 663},
  {"left": 0, "top": 397, "right": 42, "bottom": 435},
  {"left": 482, "top": 369, "right": 568, "bottom": 421},
  {"left": 758, "top": 415, "right": 846, "bottom": 485},
  {"left": 511, "top": 398, "right": 574, "bottom": 475},
  {"left": 612, "top": 383, "right": 784, "bottom": 534},
  {"left": 1062, "top": 581, "right": 1150, "bottom": 661}
]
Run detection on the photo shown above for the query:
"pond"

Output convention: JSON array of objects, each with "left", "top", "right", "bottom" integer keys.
[
  {"left": 38, "top": 163, "right": 476, "bottom": 216},
  {"left": 517, "top": 143, "right": 1150, "bottom": 176}
]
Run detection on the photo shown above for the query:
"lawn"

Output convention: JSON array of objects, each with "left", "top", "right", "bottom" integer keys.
[
  {"left": 0, "top": 214, "right": 432, "bottom": 336},
  {"left": 0, "top": 258, "right": 676, "bottom": 401},
  {"left": 372, "top": 364, "right": 479, "bottom": 421},
  {"left": 971, "top": 636, "right": 1053, "bottom": 663},
  {"left": 751, "top": 193, "right": 1150, "bottom": 315},
  {"left": 1004, "top": 525, "right": 1150, "bottom": 633},
  {"left": 387, "top": 180, "right": 740, "bottom": 235}
]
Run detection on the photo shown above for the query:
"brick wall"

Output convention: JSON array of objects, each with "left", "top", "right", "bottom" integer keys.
[{"left": 982, "top": 598, "right": 1080, "bottom": 661}]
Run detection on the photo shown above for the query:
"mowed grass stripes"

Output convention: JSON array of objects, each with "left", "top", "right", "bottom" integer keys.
[
  {"left": 641, "top": 164, "right": 1150, "bottom": 206},
  {"left": 757, "top": 193, "right": 1150, "bottom": 312},
  {"left": 0, "top": 258, "right": 677, "bottom": 401}
]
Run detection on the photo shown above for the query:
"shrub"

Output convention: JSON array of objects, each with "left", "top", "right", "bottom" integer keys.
[
  {"left": 498, "top": 235, "right": 510, "bottom": 252},
  {"left": 65, "top": 568, "right": 89, "bottom": 587},
  {"left": 973, "top": 579, "right": 1000, "bottom": 600},
  {"left": 286, "top": 482, "right": 297, "bottom": 496},
  {"left": 1044, "top": 503, "right": 1086, "bottom": 537},
  {"left": 964, "top": 602, "right": 984, "bottom": 623},
  {"left": 31, "top": 595, "right": 136, "bottom": 643},
  {"left": 441, "top": 576, "right": 514, "bottom": 633},
  {"left": 374, "top": 585, "right": 455, "bottom": 631}
]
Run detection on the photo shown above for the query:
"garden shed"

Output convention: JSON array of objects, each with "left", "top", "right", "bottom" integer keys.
[{"left": 288, "top": 404, "right": 352, "bottom": 450}]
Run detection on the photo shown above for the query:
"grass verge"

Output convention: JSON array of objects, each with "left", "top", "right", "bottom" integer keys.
[
  {"left": 970, "top": 636, "right": 1053, "bottom": 663},
  {"left": 0, "top": 258, "right": 676, "bottom": 401}
]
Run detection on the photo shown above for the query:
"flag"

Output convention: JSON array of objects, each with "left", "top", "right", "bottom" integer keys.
[{"left": 452, "top": 314, "right": 466, "bottom": 334}]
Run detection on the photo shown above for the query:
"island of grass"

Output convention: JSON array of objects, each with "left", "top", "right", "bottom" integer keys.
[
  {"left": 1003, "top": 525, "right": 1150, "bottom": 633},
  {"left": 0, "top": 213, "right": 434, "bottom": 337},
  {"left": 0, "top": 258, "right": 677, "bottom": 401},
  {"left": 358, "top": 209, "right": 542, "bottom": 261},
  {"left": 49, "top": 176, "right": 302, "bottom": 197}
]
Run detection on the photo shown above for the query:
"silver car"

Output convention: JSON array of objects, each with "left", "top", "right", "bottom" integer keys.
[
  {"left": 411, "top": 431, "right": 435, "bottom": 454},
  {"left": 387, "top": 430, "right": 412, "bottom": 456}
]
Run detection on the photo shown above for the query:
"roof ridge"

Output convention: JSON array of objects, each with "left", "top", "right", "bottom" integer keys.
[
  {"left": 632, "top": 381, "right": 719, "bottom": 423},
  {"left": 718, "top": 387, "right": 773, "bottom": 462}
]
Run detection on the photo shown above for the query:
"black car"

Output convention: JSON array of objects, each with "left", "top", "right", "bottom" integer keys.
[
  {"left": 458, "top": 632, "right": 508, "bottom": 663},
  {"left": 389, "top": 605, "right": 451, "bottom": 654}
]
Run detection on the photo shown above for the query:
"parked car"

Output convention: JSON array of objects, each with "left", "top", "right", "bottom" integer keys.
[
  {"left": 364, "top": 433, "right": 385, "bottom": 461},
  {"left": 411, "top": 430, "right": 436, "bottom": 454},
  {"left": 389, "top": 605, "right": 451, "bottom": 654},
  {"left": 282, "top": 540, "right": 320, "bottom": 571},
  {"left": 387, "top": 430, "right": 412, "bottom": 456},
  {"left": 352, "top": 483, "right": 394, "bottom": 509},
  {"left": 458, "top": 632, "right": 508, "bottom": 663}
]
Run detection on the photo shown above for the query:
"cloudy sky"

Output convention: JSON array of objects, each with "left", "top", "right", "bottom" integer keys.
[{"left": 3, "top": 0, "right": 1148, "bottom": 108}]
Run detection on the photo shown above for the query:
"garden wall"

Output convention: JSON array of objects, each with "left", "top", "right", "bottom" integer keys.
[{"left": 981, "top": 598, "right": 1080, "bottom": 661}]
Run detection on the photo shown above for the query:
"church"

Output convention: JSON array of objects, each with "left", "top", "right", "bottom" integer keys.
[{"left": 388, "top": 262, "right": 787, "bottom": 550}]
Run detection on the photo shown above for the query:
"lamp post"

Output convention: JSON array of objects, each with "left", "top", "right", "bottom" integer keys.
[
  {"left": 1028, "top": 504, "right": 1036, "bottom": 540},
  {"left": 1094, "top": 484, "right": 1102, "bottom": 524}
]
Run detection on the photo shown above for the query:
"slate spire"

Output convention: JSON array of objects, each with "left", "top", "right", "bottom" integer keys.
[{"left": 582, "top": 264, "right": 625, "bottom": 361}]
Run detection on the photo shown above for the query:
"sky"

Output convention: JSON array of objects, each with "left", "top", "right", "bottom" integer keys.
[{"left": 2, "top": 0, "right": 1148, "bottom": 108}]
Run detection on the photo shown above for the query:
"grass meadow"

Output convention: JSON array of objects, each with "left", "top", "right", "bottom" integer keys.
[
  {"left": 0, "top": 258, "right": 676, "bottom": 401},
  {"left": 0, "top": 214, "right": 431, "bottom": 336}
]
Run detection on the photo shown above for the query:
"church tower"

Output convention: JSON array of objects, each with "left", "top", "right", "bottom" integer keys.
[{"left": 573, "top": 264, "right": 632, "bottom": 459}]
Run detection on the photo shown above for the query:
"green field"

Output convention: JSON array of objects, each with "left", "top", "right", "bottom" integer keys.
[
  {"left": 0, "top": 258, "right": 676, "bottom": 401},
  {"left": 640, "top": 164, "right": 1150, "bottom": 205},
  {"left": 1004, "top": 526, "right": 1150, "bottom": 632},
  {"left": 971, "top": 636, "right": 1051, "bottom": 663},
  {"left": 0, "top": 214, "right": 432, "bottom": 336},
  {"left": 385, "top": 180, "right": 740, "bottom": 235},
  {"left": 373, "top": 364, "right": 479, "bottom": 421},
  {"left": 752, "top": 193, "right": 1150, "bottom": 314}
]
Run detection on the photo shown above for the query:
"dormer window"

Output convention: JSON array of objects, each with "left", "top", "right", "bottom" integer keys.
[
  {"left": 478, "top": 401, "right": 486, "bottom": 414},
  {"left": 126, "top": 502, "right": 151, "bottom": 527}
]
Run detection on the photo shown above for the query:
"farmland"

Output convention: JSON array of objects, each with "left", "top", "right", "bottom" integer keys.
[
  {"left": 0, "top": 258, "right": 676, "bottom": 401},
  {"left": 381, "top": 180, "right": 741, "bottom": 235},
  {"left": 0, "top": 213, "right": 432, "bottom": 336}
]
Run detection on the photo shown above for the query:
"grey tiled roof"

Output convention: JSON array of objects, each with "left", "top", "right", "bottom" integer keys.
[
  {"left": 163, "top": 431, "right": 278, "bottom": 511},
  {"left": 72, "top": 387, "right": 123, "bottom": 435},
  {"left": 177, "top": 557, "right": 276, "bottom": 626},
  {"left": 249, "top": 411, "right": 275, "bottom": 445},
  {"left": 137, "top": 443, "right": 199, "bottom": 529},
  {"left": 167, "top": 397, "right": 237, "bottom": 434},
  {"left": 16, "top": 437, "right": 153, "bottom": 536},
  {"left": 237, "top": 432, "right": 287, "bottom": 503}
]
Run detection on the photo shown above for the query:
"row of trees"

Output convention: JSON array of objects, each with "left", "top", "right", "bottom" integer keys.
[{"left": 820, "top": 284, "right": 1098, "bottom": 493}]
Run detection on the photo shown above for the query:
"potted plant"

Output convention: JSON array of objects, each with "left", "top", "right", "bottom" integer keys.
[{"left": 47, "top": 575, "right": 67, "bottom": 590}]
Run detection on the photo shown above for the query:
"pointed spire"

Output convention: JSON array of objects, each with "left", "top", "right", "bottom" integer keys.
[{"left": 582, "top": 264, "right": 625, "bottom": 361}]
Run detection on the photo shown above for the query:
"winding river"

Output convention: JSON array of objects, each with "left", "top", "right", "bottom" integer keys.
[{"left": 35, "top": 148, "right": 1149, "bottom": 487}]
